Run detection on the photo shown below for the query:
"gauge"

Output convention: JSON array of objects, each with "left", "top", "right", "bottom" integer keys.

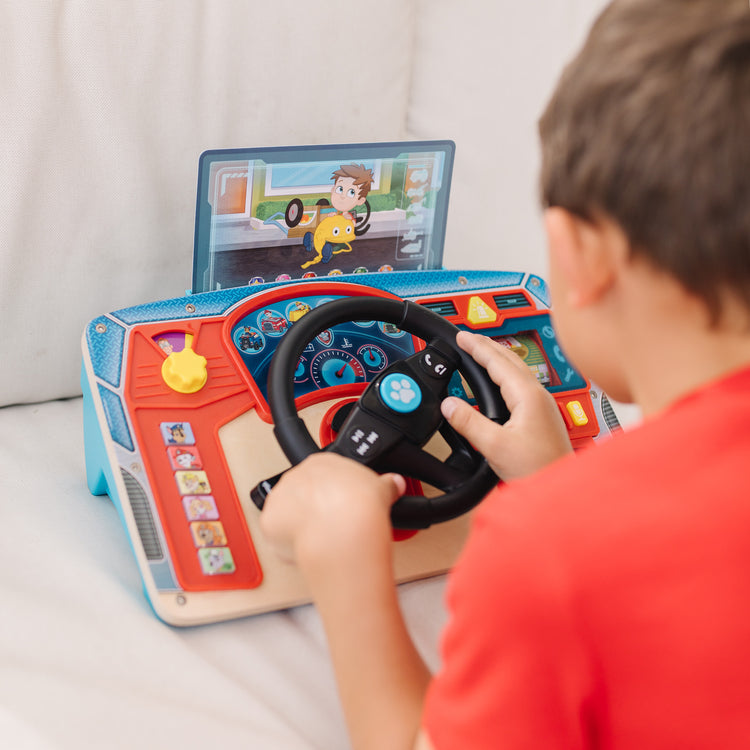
[
  {"left": 358, "top": 344, "right": 387, "bottom": 372},
  {"left": 294, "top": 356, "right": 309, "bottom": 383},
  {"left": 310, "top": 349, "right": 366, "bottom": 389}
]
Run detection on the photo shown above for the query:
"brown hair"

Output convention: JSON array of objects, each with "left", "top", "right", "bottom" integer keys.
[
  {"left": 332, "top": 163, "right": 375, "bottom": 199},
  {"left": 539, "top": 0, "right": 750, "bottom": 319}
]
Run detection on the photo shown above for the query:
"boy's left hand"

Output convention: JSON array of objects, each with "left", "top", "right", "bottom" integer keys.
[
  {"left": 441, "top": 330, "right": 573, "bottom": 481},
  {"left": 260, "top": 452, "right": 406, "bottom": 573}
]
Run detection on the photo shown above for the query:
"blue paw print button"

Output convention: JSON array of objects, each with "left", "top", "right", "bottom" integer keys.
[{"left": 379, "top": 373, "right": 422, "bottom": 413}]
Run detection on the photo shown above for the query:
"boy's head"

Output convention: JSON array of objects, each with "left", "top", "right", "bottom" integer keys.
[
  {"left": 331, "top": 163, "right": 375, "bottom": 213},
  {"left": 539, "top": 0, "right": 750, "bottom": 322}
]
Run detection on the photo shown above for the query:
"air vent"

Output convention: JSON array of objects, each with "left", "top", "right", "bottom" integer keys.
[
  {"left": 420, "top": 300, "right": 458, "bottom": 317},
  {"left": 600, "top": 394, "right": 622, "bottom": 433},
  {"left": 120, "top": 468, "right": 164, "bottom": 560},
  {"left": 493, "top": 292, "right": 532, "bottom": 310}
]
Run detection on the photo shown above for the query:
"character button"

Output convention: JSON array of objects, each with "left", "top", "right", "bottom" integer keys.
[
  {"left": 190, "top": 521, "right": 227, "bottom": 548},
  {"left": 378, "top": 373, "right": 422, "bottom": 414},
  {"left": 167, "top": 445, "right": 202, "bottom": 471},
  {"left": 197, "top": 547, "right": 236, "bottom": 576},
  {"left": 182, "top": 495, "right": 219, "bottom": 521},
  {"left": 175, "top": 470, "right": 211, "bottom": 495},
  {"left": 161, "top": 422, "right": 195, "bottom": 445}
]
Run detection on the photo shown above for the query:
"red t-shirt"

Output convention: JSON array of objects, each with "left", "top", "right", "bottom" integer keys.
[{"left": 423, "top": 365, "right": 750, "bottom": 749}]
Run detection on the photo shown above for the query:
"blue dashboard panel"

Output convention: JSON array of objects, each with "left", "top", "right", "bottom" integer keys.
[{"left": 229, "top": 293, "right": 416, "bottom": 401}]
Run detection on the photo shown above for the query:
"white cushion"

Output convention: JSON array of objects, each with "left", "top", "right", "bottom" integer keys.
[
  {"left": 0, "top": 0, "right": 413, "bottom": 405},
  {"left": 406, "top": 0, "right": 610, "bottom": 278}
]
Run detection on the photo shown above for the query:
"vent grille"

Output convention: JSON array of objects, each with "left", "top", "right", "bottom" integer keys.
[
  {"left": 600, "top": 394, "right": 622, "bottom": 433},
  {"left": 493, "top": 292, "right": 532, "bottom": 310},
  {"left": 120, "top": 468, "right": 164, "bottom": 560},
  {"left": 420, "top": 300, "right": 458, "bottom": 317}
]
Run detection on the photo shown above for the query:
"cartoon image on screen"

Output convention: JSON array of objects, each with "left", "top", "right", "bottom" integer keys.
[{"left": 192, "top": 141, "right": 454, "bottom": 293}]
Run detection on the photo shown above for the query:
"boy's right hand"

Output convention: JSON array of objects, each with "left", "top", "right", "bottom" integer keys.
[{"left": 441, "top": 330, "right": 573, "bottom": 482}]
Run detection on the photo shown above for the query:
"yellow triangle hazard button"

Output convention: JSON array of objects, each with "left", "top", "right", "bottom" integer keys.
[{"left": 466, "top": 296, "right": 498, "bottom": 325}]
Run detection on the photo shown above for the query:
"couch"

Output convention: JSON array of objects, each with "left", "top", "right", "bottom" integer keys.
[{"left": 1, "top": 2, "right": 636, "bottom": 747}]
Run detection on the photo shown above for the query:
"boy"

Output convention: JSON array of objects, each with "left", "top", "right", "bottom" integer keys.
[{"left": 261, "top": 0, "right": 750, "bottom": 747}]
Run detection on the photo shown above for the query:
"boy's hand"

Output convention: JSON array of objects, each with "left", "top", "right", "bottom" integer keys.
[
  {"left": 261, "top": 453, "right": 428, "bottom": 750},
  {"left": 441, "top": 330, "right": 573, "bottom": 481},
  {"left": 260, "top": 452, "right": 406, "bottom": 573}
]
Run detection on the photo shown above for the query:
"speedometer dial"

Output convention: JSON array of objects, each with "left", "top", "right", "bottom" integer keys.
[
  {"left": 310, "top": 349, "right": 366, "bottom": 389},
  {"left": 358, "top": 344, "right": 387, "bottom": 372}
]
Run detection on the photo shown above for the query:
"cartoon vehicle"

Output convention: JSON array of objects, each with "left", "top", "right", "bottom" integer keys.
[
  {"left": 380, "top": 322, "right": 402, "bottom": 336},
  {"left": 238, "top": 326, "right": 263, "bottom": 351},
  {"left": 288, "top": 301, "right": 312, "bottom": 323},
  {"left": 258, "top": 310, "right": 288, "bottom": 334}
]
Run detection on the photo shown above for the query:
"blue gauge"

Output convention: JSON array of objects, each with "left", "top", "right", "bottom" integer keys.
[
  {"left": 294, "top": 356, "right": 309, "bottom": 383},
  {"left": 310, "top": 349, "right": 365, "bottom": 389},
  {"left": 358, "top": 344, "right": 387, "bottom": 372}
]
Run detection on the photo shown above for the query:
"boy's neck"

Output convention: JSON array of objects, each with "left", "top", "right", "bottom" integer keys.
[{"left": 616, "top": 267, "right": 750, "bottom": 416}]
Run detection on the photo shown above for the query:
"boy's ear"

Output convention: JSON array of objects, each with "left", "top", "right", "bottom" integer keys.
[{"left": 544, "top": 207, "right": 617, "bottom": 308}]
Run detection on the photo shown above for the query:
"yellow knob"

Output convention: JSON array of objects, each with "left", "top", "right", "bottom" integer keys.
[{"left": 162, "top": 347, "right": 208, "bottom": 393}]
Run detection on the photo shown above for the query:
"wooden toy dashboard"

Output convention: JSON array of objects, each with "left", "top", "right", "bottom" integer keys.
[{"left": 82, "top": 270, "right": 620, "bottom": 625}]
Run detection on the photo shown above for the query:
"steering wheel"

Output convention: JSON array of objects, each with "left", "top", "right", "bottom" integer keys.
[{"left": 251, "top": 295, "right": 510, "bottom": 529}]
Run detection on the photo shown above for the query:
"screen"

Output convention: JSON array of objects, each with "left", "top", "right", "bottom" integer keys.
[{"left": 192, "top": 141, "right": 454, "bottom": 293}]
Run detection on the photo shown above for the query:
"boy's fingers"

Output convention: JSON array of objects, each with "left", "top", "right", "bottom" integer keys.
[
  {"left": 455, "top": 331, "right": 537, "bottom": 410},
  {"left": 441, "top": 396, "right": 504, "bottom": 458},
  {"left": 456, "top": 330, "right": 531, "bottom": 377},
  {"left": 380, "top": 473, "right": 407, "bottom": 504}
]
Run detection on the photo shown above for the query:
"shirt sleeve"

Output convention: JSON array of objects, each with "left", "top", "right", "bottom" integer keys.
[{"left": 422, "top": 485, "right": 596, "bottom": 750}]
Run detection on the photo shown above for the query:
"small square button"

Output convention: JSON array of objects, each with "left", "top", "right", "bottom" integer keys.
[
  {"left": 175, "top": 470, "right": 211, "bottom": 495},
  {"left": 198, "top": 547, "right": 236, "bottom": 575},
  {"left": 182, "top": 495, "right": 219, "bottom": 521},
  {"left": 160, "top": 422, "right": 195, "bottom": 446},
  {"left": 190, "top": 521, "right": 227, "bottom": 548},
  {"left": 167, "top": 445, "right": 203, "bottom": 470}
]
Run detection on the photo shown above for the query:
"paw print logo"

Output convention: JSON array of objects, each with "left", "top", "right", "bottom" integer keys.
[
  {"left": 388, "top": 378, "right": 417, "bottom": 405},
  {"left": 380, "top": 373, "right": 422, "bottom": 413}
]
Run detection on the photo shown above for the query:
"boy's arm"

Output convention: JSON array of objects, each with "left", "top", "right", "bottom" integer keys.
[
  {"left": 442, "top": 330, "right": 573, "bottom": 481},
  {"left": 260, "top": 331, "right": 571, "bottom": 749},
  {"left": 260, "top": 453, "right": 430, "bottom": 750}
]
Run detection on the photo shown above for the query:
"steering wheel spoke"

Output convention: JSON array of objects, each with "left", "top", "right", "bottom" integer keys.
[
  {"left": 438, "top": 420, "right": 482, "bottom": 475},
  {"left": 327, "top": 404, "right": 405, "bottom": 467},
  {"left": 374, "top": 439, "right": 475, "bottom": 491}
]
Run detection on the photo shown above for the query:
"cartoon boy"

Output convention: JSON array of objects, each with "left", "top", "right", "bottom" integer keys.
[
  {"left": 329, "top": 163, "right": 374, "bottom": 219},
  {"left": 302, "top": 163, "right": 374, "bottom": 265}
]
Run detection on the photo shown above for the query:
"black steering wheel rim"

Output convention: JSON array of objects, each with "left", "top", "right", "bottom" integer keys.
[{"left": 266, "top": 294, "right": 509, "bottom": 528}]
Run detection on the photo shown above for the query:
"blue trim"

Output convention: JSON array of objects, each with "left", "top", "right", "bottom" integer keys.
[
  {"left": 97, "top": 383, "right": 134, "bottom": 451},
  {"left": 86, "top": 316, "right": 126, "bottom": 388},
  {"left": 111, "top": 269, "right": 527, "bottom": 325},
  {"left": 81, "top": 366, "right": 111, "bottom": 496}
]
